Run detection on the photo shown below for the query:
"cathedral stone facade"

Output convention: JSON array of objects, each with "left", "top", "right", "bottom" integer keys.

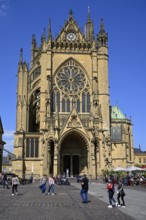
[{"left": 12, "top": 10, "right": 134, "bottom": 179}]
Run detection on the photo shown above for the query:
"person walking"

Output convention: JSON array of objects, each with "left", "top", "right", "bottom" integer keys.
[
  {"left": 40, "top": 174, "right": 48, "bottom": 195},
  {"left": 0, "top": 173, "right": 3, "bottom": 187},
  {"left": 3, "top": 173, "right": 9, "bottom": 189},
  {"left": 107, "top": 175, "right": 118, "bottom": 208},
  {"left": 80, "top": 174, "right": 89, "bottom": 203},
  {"left": 117, "top": 180, "right": 126, "bottom": 208},
  {"left": 48, "top": 176, "right": 55, "bottom": 195},
  {"left": 12, "top": 174, "right": 19, "bottom": 196}
]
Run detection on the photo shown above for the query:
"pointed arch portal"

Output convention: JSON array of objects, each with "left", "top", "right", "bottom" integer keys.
[{"left": 60, "top": 131, "right": 88, "bottom": 176}]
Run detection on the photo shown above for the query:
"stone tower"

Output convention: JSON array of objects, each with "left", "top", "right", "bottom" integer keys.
[{"left": 12, "top": 10, "right": 134, "bottom": 178}]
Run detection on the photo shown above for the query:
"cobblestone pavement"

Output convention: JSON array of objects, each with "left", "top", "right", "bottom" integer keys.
[
  {"left": 71, "top": 180, "right": 146, "bottom": 220},
  {"left": 0, "top": 181, "right": 134, "bottom": 220}
]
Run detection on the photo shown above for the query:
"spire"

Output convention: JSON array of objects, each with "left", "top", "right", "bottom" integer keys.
[
  {"left": 87, "top": 6, "right": 91, "bottom": 22},
  {"left": 99, "top": 18, "right": 105, "bottom": 34},
  {"left": 23, "top": 61, "right": 29, "bottom": 72},
  {"left": 20, "top": 48, "right": 23, "bottom": 63},
  {"left": 97, "top": 18, "right": 108, "bottom": 47},
  {"left": 69, "top": 9, "right": 73, "bottom": 19},
  {"left": 18, "top": 48, "right": 23, "bottom": 73},
  {"left": 43, "top": 27, "right": 46, "bottom": 40},
  {"left": 31, "top": 34, "right": 36, "bottom": 49},
  {"left": 84, "top": 7, "right": 94, "bottom": 41},
  {"left": 31, "top": 35, "right": 37, "bottom": 68},
  {"left": 48, "top": 19, "right": 52, "bottom": 40}
]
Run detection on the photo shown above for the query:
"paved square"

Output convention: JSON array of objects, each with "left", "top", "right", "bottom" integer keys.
[{"left": 0, "top": 180, "right": 137, "bottom": 220}]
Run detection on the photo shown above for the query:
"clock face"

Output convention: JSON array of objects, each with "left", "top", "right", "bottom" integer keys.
[{"left": 67, "top": 32, "right": 76, "bottom": 41}]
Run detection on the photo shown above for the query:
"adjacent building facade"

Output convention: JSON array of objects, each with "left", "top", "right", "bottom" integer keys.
[
  {"left": 134, "top": 147, "right": 146, "bottom": 167},
  {"left": 12, "top": 10, "right": 134, "bottom": 178}
]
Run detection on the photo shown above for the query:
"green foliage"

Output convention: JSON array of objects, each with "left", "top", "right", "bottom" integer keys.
[{"left": 101, "top": 169, "right": 113, "bottom": 177}]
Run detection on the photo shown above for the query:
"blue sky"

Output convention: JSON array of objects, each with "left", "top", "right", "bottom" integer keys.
[{"left": 0, "top": 0, "right": 146, "bottom": 153}]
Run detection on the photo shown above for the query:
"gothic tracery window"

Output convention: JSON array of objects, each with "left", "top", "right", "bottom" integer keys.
[
  {"left": 53, "top": 60, "right": 90, "bottom": 113},
  {"left": 29, "top": 89, "right": 40, "bottom": 132},
  {"left": 26, "top": 138, "right": 39, "bottom": 158},
  {"left": 30, "top": 66, "right": 41, "bottom": 83}
]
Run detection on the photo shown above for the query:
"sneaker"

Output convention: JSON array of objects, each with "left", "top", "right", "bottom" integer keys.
[
  {"left": 117, "top": 205, "right": 121, "bottom": 207},
  {"left": 121, "top": 205, "right": 125, "bottom": 208},
  {"left": 42, "top": 193, "right": 45, "bottom": 195},
  {"left": 12, "top": 194, "right": 14, "bottom": 196},
  {"left": 82, "top": 201, "right": 88, "bottom": 203},
  {"left": 52, "top": 193, "right": 54, "bottom": 196},
  {"left": 115, "top": 202, "right": 118, "bottom": 207},
  {"left": 108, "top": 205, "right": 112, "bottom": 208}
]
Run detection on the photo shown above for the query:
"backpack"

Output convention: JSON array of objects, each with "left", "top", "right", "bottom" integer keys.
[{"left": 106, "top": 183, "right": 113, "bottom": 189}]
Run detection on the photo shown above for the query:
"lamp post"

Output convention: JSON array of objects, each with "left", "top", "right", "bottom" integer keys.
[{"left": 31, "top": 163, "right": 34, "bottom": 173}]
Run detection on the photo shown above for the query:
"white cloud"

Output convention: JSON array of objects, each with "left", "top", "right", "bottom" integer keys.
[
  {"left": 0, "top": 0, "right": 9, "bottom": 16},
  {"left": 3, "top": 129, "right": 14, "bottom": 153},
  {"left": 3, "top": 130, "right": 15, "bottom": 138}
]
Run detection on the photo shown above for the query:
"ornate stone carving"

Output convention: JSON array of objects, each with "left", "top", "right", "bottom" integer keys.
[{"left": 67, "top": 113, "right": 81, "bottom": 128}]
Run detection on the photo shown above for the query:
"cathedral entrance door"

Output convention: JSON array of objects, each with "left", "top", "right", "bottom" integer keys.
[
  {"left": 73, "top": 155, "right": 79, "bottom": 176},
  {"left": 60, "top": 132, "right": 88, "bottom": 177},
  {"left": 63, "top": 155, "right": 70, "bottom": 176}
]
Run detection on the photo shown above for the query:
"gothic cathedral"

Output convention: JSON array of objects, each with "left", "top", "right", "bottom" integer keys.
[{"left": 12, "top": 10, "right": 134, "bottom": 179}]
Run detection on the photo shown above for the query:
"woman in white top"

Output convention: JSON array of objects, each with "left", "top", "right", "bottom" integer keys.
[
  {"left": 12, "top": 174, "right": 19, "bottom": 196},
  {"left": 48, "top": 176, "right": 55, "bottom": 195}
]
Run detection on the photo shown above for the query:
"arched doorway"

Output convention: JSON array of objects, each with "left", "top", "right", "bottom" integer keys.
[{"left": 60, "top": 131, "right": 88, "bottom": 176}]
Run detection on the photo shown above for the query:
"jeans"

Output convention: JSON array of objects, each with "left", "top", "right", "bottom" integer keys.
[
  {"left": 12, "top": 184, "right": 18, "bottom": 194},
  {"left": 41, "top": 184, "right": 46, "bottom": 194},
  {"left": 80, "top": 189, "right": 88, "bottom": 202},
  {"left": 108, "top": 190, "right": 116, "bottom": 205},
  {"left": 48, "top": 184, "right": 54, "bottom": 193},
  {"left": 117, "top": 194, "right": 125, "bottom": 206},
  {"left": 3, "top": 180, "right": 9, "bottom": 189}
]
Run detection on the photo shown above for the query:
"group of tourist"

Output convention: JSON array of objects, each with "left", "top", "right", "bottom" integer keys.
[
  {"left": 39, "top": 173, "right": 126, "bottom": 208},
  {"left": 79, "top": 173, "right": 126, "bottom": 208},
  {"left": 104, "top": 172, "right": 146, "bottom": 186},
  {"left": 0, "top": 172, "right": 10, "bottom": 189},
  {"left": 0, "top": 172, "right": 20, "bottom": 196},
  {"left": 106, "top": 174, "right": 126, "bottom": 208},
  {"left": 1, "top": 171, "right": 126, "bottom": 209},
  {"left": 123, "top": 174, "right": 145, "bottom": 186},
  {"left": 39, "top": 175, "right": 55, "bottom": 195},
  {"left": 39, "top": 173, "right": 89, "bottom": 204}
]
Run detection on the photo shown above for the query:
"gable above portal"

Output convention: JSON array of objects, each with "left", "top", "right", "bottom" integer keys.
[{"left": 60, "top": 108, "right": 88, "bottom": 136}]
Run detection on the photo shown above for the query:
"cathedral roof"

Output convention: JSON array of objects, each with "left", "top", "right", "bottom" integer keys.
[
  {"left": 111, "top": 106, "right": 126, "bottom": 119},
  {"left": 134, "top": 148, "right": 143, "bottom": 153}
]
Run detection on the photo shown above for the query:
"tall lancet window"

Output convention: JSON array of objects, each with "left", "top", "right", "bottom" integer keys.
[
  {"left": 26, "top": 138, "right": 39, "bottom": 158},
  {"left": 57, "top": 91, "right": 60, "bottom": 112},
  {"left": 87, "top": 92, "right": 90, "bottom": 112}
]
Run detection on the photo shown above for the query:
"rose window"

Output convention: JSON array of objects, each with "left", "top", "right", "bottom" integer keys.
[{"left": 56, "top": 62, "right": 86, "bottom": 95}]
